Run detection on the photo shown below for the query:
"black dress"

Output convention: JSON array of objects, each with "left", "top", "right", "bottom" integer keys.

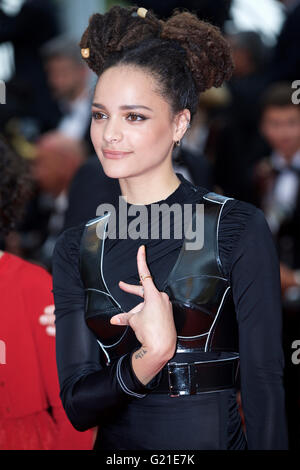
[{"left": 52, "top": 174, "right": 288, "bottom": 450}]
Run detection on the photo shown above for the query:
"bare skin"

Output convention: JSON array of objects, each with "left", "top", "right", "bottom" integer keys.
[{"left": 90, "top": 65, "right": 190, "bottom": 205}]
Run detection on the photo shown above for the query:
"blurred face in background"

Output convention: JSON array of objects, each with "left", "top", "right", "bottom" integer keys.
[
  {"left": 260, "top": 105, "right": 300, "bottom": 160},
  {"left": 45, "top": 56, "right": 88, "bottom": 101},
  {"left": 90, "top": 65, "right": 187, "bottom": 181},
  {"left": 33, "top": 146, "right": 63, "bottom": 196},
  {"left": 32, "top": 133, "right": 86, "bottom": 196},
  {"left": 228, "top": 40, "right": 255, "bottom": 78}
]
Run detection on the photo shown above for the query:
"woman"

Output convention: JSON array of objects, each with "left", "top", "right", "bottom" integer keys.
[
  {"left": 0, "top": 139, "right": 93, "bottom": 449},
  {"left": 52, "top": 6, "right": 288, "bottom": 450}
]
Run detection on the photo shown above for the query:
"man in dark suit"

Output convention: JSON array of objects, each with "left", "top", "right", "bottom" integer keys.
[
  {"left": 268, "top": 0, "right": 300, "bottom": 82},
  {"left": 254, "top": 82, "right": 300, "bottom": 448},
  {"left": 0, "top": 0, "right": 61, "bottom": 133}
]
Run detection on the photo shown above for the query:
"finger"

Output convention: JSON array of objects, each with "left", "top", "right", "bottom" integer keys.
[
  {"left": 110, "top": 302, "right": 144, "bottom": 325},
  {"left": 46, "top": 326, "right": 56, "bottom": 336},
  {"left": 137, "top": 245, "right": 156, "bottom": 299},
  {"left": 39, "top": 314, "right": 55, "bottom": 326},
  {"left": 119, "top": 281, "right": 144, "bottom": 298},
  {"left": 110, "top": 311, "right": 135, "bottom": 326},
  {"left": 44, "top": 304, "right": 55, "bottom": 315}
]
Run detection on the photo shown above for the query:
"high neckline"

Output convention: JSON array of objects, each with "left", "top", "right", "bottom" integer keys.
[{"left": 121, "top": 173, "right": 195, "bottom": 209}]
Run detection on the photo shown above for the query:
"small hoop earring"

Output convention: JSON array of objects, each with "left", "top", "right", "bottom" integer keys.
[{"left": 175, "top": 140, "right": 181, "bottom": 147}]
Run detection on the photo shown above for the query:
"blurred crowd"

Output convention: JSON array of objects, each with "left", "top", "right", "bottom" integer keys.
[{"left": 0, "top": 0, "right": 299, "bottom": 450}]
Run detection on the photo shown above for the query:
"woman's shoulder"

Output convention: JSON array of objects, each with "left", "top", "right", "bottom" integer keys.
[
  {"left": 211, "top": 195, "right": 269, "bottom": 278},
  {"left": 190, "top": 183, "right": 263, "bottom": 229},
  {"left": 181, "top": 180, "right": 268, "bottom": 268},
  {"left": 52, "top": 222, "right": 90, "bottom": 289},
  {"left": 219, "top": 197, "right": 263, "bottom": 232},
  {"left": 53, "top": 222, "right": 86, "bottom": 264},
  {"left": 53, "top": 215, "right": 110, "bottom": 272}
]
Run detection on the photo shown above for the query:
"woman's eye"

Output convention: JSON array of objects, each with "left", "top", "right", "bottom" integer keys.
[
  {"left": 127, "top": 113, "right": 146, "bottom": 122},
  {"left": 92, "top": 111, "right": 106, "bottom": 120}
]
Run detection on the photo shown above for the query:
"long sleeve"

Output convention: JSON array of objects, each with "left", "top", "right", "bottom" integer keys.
[
  {"left": 220, "top": 202, "right": 289, "bottom": 449},
  {"left": 52, "top": 226, "right": 156, "bottom": 432}
]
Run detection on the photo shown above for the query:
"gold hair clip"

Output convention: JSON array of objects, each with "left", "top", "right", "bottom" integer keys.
[
  {"left": 137, "top": 7, "right": 148, "bottom": 18},
  {"left": 81, "top": 48, "right": 90, "bottom": 59}
]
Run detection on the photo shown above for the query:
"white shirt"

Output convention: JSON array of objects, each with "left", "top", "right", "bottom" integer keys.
[
  {"left": 58, "top": 92, "right": 91, "bottom": 139},
  {"left": 264, "top": 150, "right": 300, "bottom": 233}
]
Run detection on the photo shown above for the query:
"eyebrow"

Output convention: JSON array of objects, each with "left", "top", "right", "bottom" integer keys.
[{"left": 92, "top": 103, "right": 153, "bottom": 112}]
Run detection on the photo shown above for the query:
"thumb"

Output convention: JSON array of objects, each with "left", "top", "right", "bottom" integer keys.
[
  {"left": 110, "top": 311, "right": 134, "bottom": 326},
  {"left": 110, "top": 301, "right": 144, "bottom": 326}
]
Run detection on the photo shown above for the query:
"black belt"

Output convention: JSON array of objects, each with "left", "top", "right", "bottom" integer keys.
[{"left": 152, "top": 355, "right": 239, "bottom": 397}]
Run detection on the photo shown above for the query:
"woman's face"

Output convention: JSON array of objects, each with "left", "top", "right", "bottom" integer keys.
[{"left": 91, "top": 65, "right": 184, "bottom": 180}]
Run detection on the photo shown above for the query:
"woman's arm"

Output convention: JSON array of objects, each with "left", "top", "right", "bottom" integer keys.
[
  {"left": 52, "top": 229, "right": 157, "bottom": 432},
  {"left": 229, "top": 207, "right": 289, "bottom": 449},
  {"left": 52, "top": 230, "right": 175, "bottom": 432}
]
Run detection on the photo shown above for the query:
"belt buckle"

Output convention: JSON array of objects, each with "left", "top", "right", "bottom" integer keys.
[{"left": 167, "top": 362, "right": 197, "bottom": 397}]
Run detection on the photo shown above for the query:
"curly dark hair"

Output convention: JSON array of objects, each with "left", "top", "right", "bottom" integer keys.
[
  {"left": 79, "top": 6, "right": 234, "bottom": 120},
  {"left": 0, "top": 139, "right": 33, "bottom": 236}
]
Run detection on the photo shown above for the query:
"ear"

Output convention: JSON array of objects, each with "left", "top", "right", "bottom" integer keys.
[{"left": 173, "top": 109, "right": 191, "bottom": 143}]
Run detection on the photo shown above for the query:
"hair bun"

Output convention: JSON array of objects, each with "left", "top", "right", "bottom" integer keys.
[
  {"left": 161, "top": 11, "right": 234, "bottom": 92},
  {"left": 79, "top": 6, "right": 162, "bottom": 76}
]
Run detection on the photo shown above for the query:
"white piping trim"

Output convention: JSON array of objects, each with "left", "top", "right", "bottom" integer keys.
[
  {"left": 178, "top": 332, "right": 208, "bottom": 339},
  {"left": 99, "top": 215, "right": 128, "bottom": 349},
  {"left": 116, "top": 355, "right": 146, "bottom": 398},
  {"left": 170, "top": 354, "right": 239, "bottom": 365},
  {"left": 203, "top": 194, "right": 233, "bottom": 275},
  {"left": 87, "top": 287, "right": 116, "bottom": 300},
  {"left": 170, "top": 274, "right": 228, "bottom": 283},
  {"left": 203, "top": 197, "right": 223, "bottom": 205},
  {"left": 202, "top": 195, "right": 234, "bottom": 205},
  {"left": 87, "top": 288, "right": 127, "bottom": 349},
  {"left": 175, "top": 387, "right": 237, "bottom": 396},
  {"left": 97, "top": 339, "right": 110, "bottom": 365},
  {"left": 204, "top": 286, "right": 231, "bottom": 352},
  {"left": 216, "top": 197, "right": 233, "bottom": 270},
  {"left": 85, "top": 214, "right": 108, "bottom": 226}
]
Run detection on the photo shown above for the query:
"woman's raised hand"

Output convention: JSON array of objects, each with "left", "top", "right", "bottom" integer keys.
[{"left": 110, "top": 245, "right": 177, "bottom": 384}]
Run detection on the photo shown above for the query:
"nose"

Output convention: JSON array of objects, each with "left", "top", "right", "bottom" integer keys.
[{"left": 103, "top": 116, "right": 123, "bottom": 144}]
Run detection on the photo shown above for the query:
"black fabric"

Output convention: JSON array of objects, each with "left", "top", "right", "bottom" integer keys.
[
  {"left": 0, "top": 0, "right": 61, "bottom": 132},
  {"left": 267, "top": 2, "right": 300, "bottom": 83},
  {"left": 52, "top": 174, "right": 288, "bottom": 450},
  {"left": 63, "top": 155, "right": 121, "bottom": 231}
]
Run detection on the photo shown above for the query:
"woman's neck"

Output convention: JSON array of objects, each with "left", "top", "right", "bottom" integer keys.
[{"left": 119, "top": 169, "right": 181, "bottom": 206}]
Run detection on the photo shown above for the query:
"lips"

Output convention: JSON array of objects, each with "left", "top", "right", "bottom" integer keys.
[{"left": 102, "top": 149, "right": 132, "bottom": 159}]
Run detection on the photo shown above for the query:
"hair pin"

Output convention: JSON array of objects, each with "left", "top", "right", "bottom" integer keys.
[
  {"left": 81, "top": 48, "right": 90, "bottom": 58},
  {"left": 137, "top": 7, "right": 148, "bottom": 18}
]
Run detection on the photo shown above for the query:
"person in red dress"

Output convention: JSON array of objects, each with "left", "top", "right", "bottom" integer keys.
[{"left": 0, "top": 139, "right": 95, "bottom": 450}]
